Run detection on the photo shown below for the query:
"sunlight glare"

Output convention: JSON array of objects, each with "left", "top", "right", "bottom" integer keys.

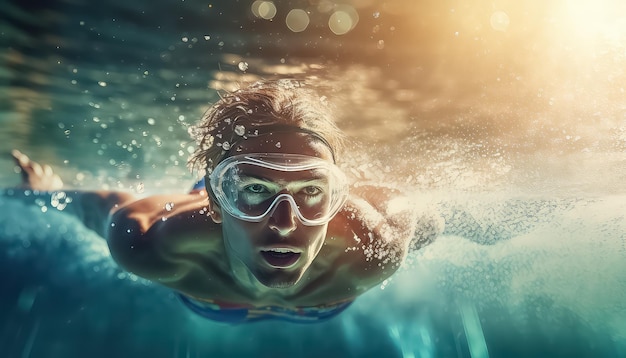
[{"left": 555, "top": 0, "right": 626, "bottom": 43}]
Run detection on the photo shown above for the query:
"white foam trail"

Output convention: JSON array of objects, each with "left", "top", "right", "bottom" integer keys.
[{"left": 410, "top": 194, "right": 626, "bottom": 341}]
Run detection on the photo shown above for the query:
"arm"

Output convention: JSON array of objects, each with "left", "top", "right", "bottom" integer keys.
[
  {"left": 4, "top": 150, "right": 135, "bottom": 237},
  {"left": 105, "top": 191, "right": 219, "bottom": 283},
  {"left": 6, "top": 151, "right": 216, "bottom": 285}
]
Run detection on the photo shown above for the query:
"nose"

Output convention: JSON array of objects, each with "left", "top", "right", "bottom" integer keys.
[{"left": 268, "top": 198, "right": 298, "bottom": 236}]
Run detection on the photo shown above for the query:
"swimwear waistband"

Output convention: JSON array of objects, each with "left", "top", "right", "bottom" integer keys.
[{"left": 178, "top": 294, "right": 353, "bottom": 324}]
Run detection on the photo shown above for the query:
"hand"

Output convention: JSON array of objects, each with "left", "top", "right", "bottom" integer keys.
[{"left": 11, "top": 150, "right": 63, "bottom": 191}]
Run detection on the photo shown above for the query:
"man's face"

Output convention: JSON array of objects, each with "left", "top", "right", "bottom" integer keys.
[{"left": 213, "top": 132, "right": 335, "bottom": 289}]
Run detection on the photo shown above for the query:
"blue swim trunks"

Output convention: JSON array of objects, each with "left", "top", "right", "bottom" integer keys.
[
  {"left": 191, "top": 177, "right": 206, "bottom": 191},
  {"left": 179, "top": 294, "right": 353, "bottom": 324}
]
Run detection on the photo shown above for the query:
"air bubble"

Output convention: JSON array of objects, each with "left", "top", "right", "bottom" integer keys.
[
  {"left": 238, "top": 61, "right": 249, "bottom": 71},
  {"left": 234, "top": 125, "right": 246, "bottom": 136},
  {"left": 165, "top": 202, "right": 174, "bottom": 211},
  {"left": 51, "top": 191, "right": 71, "bottom": 211}
]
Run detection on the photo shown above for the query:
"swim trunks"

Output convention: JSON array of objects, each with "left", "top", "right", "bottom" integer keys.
[
  {"left": 179, "top": 294, "right": 353, "bottom": 324},
  {"left": 191, "top": 177, "right": 206, "bottom": 191}
]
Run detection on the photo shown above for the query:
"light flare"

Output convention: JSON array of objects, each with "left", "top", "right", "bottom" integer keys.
[{"left": 551, "top": 0, "right": 626, "bottom": 46}]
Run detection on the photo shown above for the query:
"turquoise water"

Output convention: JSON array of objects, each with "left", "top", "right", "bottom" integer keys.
[{"left": 1, "top": 0, "right": 626, "bottom": 357}]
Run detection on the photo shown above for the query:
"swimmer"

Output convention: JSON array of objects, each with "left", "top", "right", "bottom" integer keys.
[{"left": 7, "top": 80, "right": 440, "bottom": 323}]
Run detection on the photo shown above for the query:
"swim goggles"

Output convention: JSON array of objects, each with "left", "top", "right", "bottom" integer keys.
[{"left": 208, "top": 153, "right": 349, "bottom": 226}]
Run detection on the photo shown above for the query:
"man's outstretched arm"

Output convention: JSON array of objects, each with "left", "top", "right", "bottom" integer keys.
[{"left": 3, "top": 150, "right": 136, "bottom": 238}]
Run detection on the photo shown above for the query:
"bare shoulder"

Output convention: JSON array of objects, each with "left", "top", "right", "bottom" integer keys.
[
  {"left": 326, "top": 193, "right": 412, "bottom": 288},
  {"left": 107, "top": 191, "right": 220, "bottom": 281},
  {"left": 326, "top": 183, "right": 444, "bottom": 288}
]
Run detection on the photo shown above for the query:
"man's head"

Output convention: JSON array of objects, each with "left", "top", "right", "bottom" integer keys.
[
  {"left": 188, "top": 79, "right": 346, "bottom": 289},
  {"left": 188, "top": 79, "right": 343, "bottom": 174}
]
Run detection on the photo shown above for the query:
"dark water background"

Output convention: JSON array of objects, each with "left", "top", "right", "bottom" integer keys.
[{"left": 1, "top": 0, "right": 626, "bottom": 357}]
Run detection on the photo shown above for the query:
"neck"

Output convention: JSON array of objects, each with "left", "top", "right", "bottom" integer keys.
[
  {"left": 225, "top": 249, "right": 264, "bottom": 292},
  {"left": 223, "top": 240, "right": 298, "bottom": 297}
]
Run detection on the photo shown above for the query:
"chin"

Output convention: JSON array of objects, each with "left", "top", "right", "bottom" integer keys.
[
  {"left": 255, "top": 268, "right": 304, "bottom": 289},
  {"left": 264, "top": 280, "right": 298, "bottom": 289}
]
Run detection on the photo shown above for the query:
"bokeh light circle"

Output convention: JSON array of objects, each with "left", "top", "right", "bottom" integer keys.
[
  {"left": 286, "top": 9, "right": 310, "bottom": 32},
  {"left": 251, "top": 1, "right": 277, "bottom": 20},
  {"left": 329, "top": 6, "right": 359, "bottom": 35},
  {"left": 490, "top": 11, "right": 510, "bottom": 32}
]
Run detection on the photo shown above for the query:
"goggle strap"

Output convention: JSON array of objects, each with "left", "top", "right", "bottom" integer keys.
[{"left": 222, "top": 124, "right": 337, "bottom": 162}]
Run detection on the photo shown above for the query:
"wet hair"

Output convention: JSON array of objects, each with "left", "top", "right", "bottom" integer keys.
[{"left": 187, "top": 79, "right": 345, "bottom": 174}]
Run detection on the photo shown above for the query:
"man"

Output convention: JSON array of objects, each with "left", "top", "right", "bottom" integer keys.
[{"left": 9, "top": 79, "right": 439, "bottom": 323}]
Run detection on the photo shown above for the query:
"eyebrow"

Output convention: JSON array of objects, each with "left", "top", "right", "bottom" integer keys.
[{"left": 237, "top": 173, "right": 329, "bottom": 185}]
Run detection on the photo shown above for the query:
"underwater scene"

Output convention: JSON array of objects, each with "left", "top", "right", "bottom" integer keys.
[{"left": 1, "top": 0, "right": 625, "bottom": 357}]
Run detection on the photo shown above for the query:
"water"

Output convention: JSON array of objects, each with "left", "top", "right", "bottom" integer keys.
[{"left": 1, "top": 0, "right": 626, "bottom": 357}]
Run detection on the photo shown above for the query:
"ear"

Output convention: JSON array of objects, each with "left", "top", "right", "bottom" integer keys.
[{"left": 207, "top": 198, "right": 223, "bottom": 223}]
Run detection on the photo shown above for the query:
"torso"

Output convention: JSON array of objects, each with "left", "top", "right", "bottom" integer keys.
[
  {"left": 159, "top": 214, "right": 373, "bottom": 308},
  {"left": 110, "top": 190, "right": 406, "bottom": 310}
]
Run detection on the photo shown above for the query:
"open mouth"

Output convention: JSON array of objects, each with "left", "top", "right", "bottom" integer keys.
[{"left": 260, "top": 248, "right": 302, "bottom": 268}]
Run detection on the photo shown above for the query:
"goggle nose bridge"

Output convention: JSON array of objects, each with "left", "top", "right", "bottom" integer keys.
[{"left": 265, "top": 193, "right": 304, "bottom": 222}]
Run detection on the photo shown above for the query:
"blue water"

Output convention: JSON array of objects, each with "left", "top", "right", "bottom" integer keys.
[{"left": 2, "top": 0, "right": 626, "bottom": 357}]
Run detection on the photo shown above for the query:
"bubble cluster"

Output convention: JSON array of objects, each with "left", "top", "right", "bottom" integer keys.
[{"left": 51, "top": 191, "right": 72, "bottom": 211}]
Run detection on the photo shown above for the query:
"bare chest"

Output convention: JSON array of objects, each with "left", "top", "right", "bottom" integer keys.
[{"left": 167, "top": 250, "right": 365, "bottom": 308}]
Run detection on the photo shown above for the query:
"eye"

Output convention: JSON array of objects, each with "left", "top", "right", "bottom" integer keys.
[
  {"left": 244, "top": 183, "right": 270, "bottom": 194},
  {"left": 301, "top": 186, "right": 322, "bottom": 196}
]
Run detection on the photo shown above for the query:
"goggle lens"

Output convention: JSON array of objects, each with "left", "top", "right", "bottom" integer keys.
[{"left": 210, "top": 154, "right": 348, "bottom": 225}]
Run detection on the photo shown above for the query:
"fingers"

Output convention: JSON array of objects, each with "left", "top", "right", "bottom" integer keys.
[
  {"left": 43, "top": 164, "right": 54, "bottom": 176},
  {"left": 11, "top": 149, "right": 31, "bottom": 182},
  {"left": 11, "top": 149, "right": 41, "bottom": 177},
  {"left": 31, "top": 161, "right": 43, "bottom": 176},
  {"left": 52, "top": 175, "right": 64, "bottom": 190},
  {"left": 9, "top": 150, "right": 64, "bottom": 190},
  {"left": 11, "top": 149, "right": 29, "bottom": 167}
]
